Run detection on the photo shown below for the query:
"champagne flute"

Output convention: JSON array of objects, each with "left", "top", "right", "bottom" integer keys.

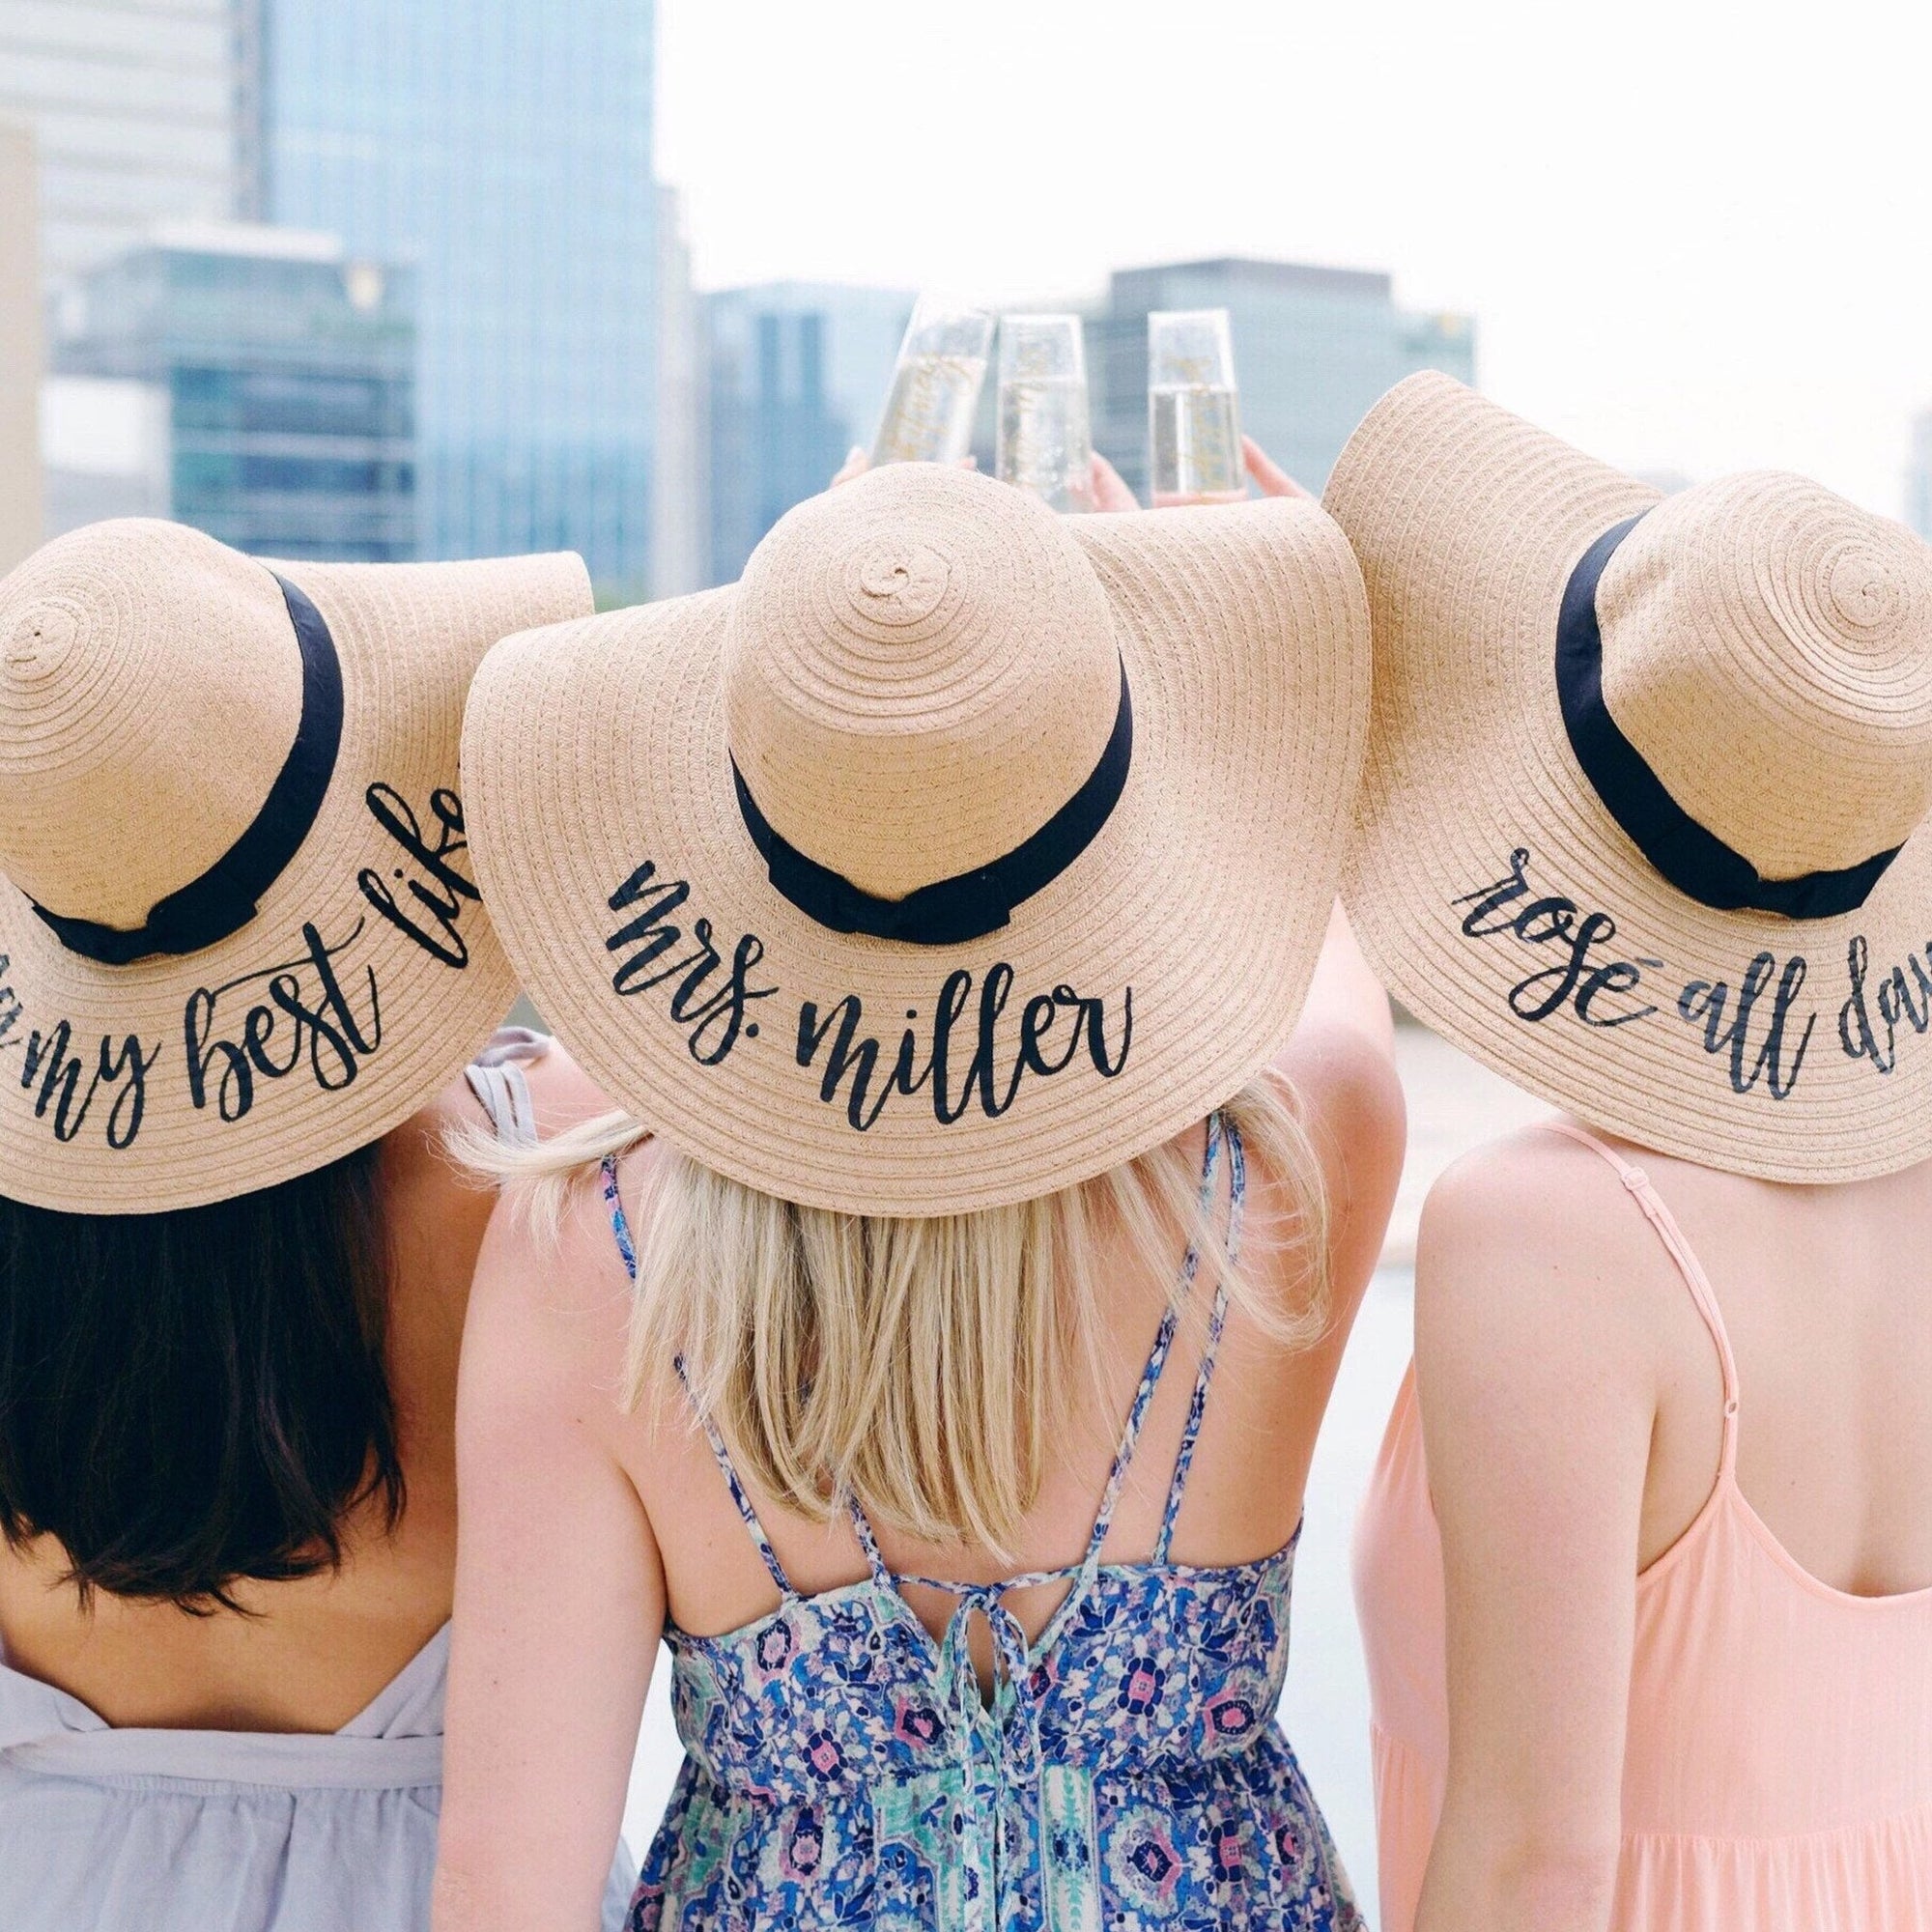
[
  {"left": 1148, "top": 308, "right": 1243, "bottom": 504},
  {"left": 870, "top": 295, "right": 995, "bottom": 467},
  {"left": 995, "top": 314, "right": 1094, "bottom": 513}
]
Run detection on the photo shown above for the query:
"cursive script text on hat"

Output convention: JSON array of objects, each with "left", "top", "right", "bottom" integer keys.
[
  {"left": 0, "top": 958, "right": 157, "bottom": 1150},
  {"left": 1455, "top": 847, "right": 1819, "bottom": 1101},
  {"left": 599, "top": 856, "right": 1133, "bottom": 1132},
  {"left": 184, "top": 920, "right": 382, "bottom": 1123},
  {"left": 1676, "top": 955, "right": 1814, "bottom": 1100},
  {"left": 605, "top": 861, "right": 777, "bottom": 1065},
  {"left": 1837, "top": 934, "right": 1932, "bottom": 1079},
  {"left": 1454, "top": 848, "right": 1660, "bottom": 1028},
  {"left": 797, "top": 971, "right": 1132, "bottom": 1134},
  {"left": 357, "top": 783, "right": 479, "bottom": 969}
]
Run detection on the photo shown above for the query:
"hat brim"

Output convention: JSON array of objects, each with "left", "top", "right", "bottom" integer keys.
[
  {"left": 1329, "top": 372, "right": 1932, "bottom": 1182},
  {"left": 464, "top": 497, "right": 1370, "bottom": 1215},
  {"left": 0, "top": 551, "right": 591, "bottom": 1212}
]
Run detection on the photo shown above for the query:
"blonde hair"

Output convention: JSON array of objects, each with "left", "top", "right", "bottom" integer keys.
[{"left": 469, "top": 1072, "right": 1328, "bottom": 1555}]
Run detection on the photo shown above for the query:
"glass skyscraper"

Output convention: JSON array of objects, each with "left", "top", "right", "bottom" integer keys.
[
  {"left": 705, "top": 281, "right": 913, "bottom": 585},
  {"left": 259, "top": 0, "right": 657, "bottom": 590},
  {"left": 1, "top": 122, "right": 40, "bottom": 570},
  {"left": 49, "top": 222, "right": 415, "bottom": 561},
  {"left": 0, "top": 0, "right": 250, "bottom": 287},
  {"left": 1908, "top": 412, "right": 1932, "bottom": 542}
]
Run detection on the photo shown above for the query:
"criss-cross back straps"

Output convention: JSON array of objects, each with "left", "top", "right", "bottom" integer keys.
[
  {"left": 851, "top": 1113, "right": 1236, "bottom": 1596},
  {"left": 600, "top": 1154, "right": 796, "bottom": 1600},
  {"left": 1539, "top": 1121, "right": 1742, "bottom": 1474},
  {"left": 1075, "top": 1108, "right": 1232, "bottom": 1574},
  {"left": 602, "top": 1115, "right": 1243, "bottom": 1611},
  {"left": 1154, "top": 1114, "right": 1247, "bottom": 1563}
]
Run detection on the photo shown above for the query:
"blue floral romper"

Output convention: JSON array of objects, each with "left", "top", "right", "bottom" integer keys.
[{"left": 604, "top": 1117, "right": 1362, "bottom": 1931}]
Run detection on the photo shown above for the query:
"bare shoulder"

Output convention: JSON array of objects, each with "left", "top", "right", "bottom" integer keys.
[
  {"left": 1285, "top": 1017, "right": 1406, "bottom": 1187},
  {"left": 465, "top": 1151, "right": 639, "bottom": 1421},
  {"left": 519, "top": 1037, "right": 624, "bottom": 1138},
  {"left": 1415, "top": 1122, "right": 1673, "bottom": 1390},
  {"left": 1420, "top": 1123, "right": 1648, "bottom": 1272},
  {"left": 1280, "top": 1019, "right": 1406, "bottom": 1297}
]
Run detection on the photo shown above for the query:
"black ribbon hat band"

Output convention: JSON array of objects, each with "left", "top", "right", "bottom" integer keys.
[
  {"left": 31, "top": 572, "right": 345, "bottom": 966},
  {"left": 1556, "top": 516, "right": 1901, "bottom": 923},
  {"left": 734, "top": 658, "right": 1134, "bottom": 948}
]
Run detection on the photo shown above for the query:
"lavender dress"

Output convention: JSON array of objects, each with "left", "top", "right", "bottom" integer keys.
[{"left": 0, "top": 1033, "right": 632, "bottom": 1931}]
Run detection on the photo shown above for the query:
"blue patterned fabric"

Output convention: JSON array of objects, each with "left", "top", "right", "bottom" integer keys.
[{"left": 606, "top": 1119, "right": 1361, "bottom": 1930}]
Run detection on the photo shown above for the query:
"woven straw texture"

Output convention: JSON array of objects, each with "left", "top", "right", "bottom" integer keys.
[
  {"left": 0, "top": 519, "right": 591, "bottom": 1211},
  {"left": 1329, "top": 372, "right": 1932, "bottom": 1181},
  {"left": 464, "top": 463, "right": 1371, "bottom": 1215}
]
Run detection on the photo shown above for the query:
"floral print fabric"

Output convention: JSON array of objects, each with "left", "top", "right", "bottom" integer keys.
[{"left": 605, "top": 1120, "right": 1363, "bottom": 1931}]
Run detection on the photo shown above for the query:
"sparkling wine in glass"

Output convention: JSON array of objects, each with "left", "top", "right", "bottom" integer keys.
[
  {"left": 870, "top": 296, "right": 995, "bottom": 467},
  {"left": 995, "top": 313, "right": 1094, "bottom": 513},
  {"left": 1148, "top": 308, "right": 1243, "bottom": 504}
]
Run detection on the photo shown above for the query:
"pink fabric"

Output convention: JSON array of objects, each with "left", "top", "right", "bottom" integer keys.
[{"left": 1353, "top": 1124, "right": 1932, "bottom": 1932}]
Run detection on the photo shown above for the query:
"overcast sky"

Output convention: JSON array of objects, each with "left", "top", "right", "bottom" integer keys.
[{"left": 658, "top": 0, "right": 1932, "bottom": 517}]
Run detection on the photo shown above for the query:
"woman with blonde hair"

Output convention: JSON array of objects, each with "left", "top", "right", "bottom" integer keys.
[
  {"left": 1339, "top": 375, "right": 1932, "bottom": 1932},
  {"left": 433, "top": 459, "right": 1404, "bottom": 1929}
]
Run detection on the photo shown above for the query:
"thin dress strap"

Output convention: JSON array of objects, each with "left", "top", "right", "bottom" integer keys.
[
  {"left": 854, "top": 1113, "right": 1230, "bottom": 1597},
  {"left": 1539, "top": 1121, "right": 1741, "bottom": 1469},
  {"left": 848, "top": 1491, "right": 893, "bottom": 1588},
  {"left": 600, "top": 1154, "right": 795, "bottom": 1599},
  {"left": 1154, "top": 1116, "right": 1247, "bottom": 1564},
  {"left": 464, "top": 1027, "right": 546, "bottom": 1149},
  {"left": 1079, "top": 1111, "right": 1227, "bottom": 1572}
]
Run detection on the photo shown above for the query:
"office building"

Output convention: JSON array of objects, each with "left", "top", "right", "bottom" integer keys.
[
  {"left": 0, "top": 120, "right": 41, "bottom": 570},
  {"left": 705, "top": 281, "right": 913, "bottom": 584},
  {"left": 40, "top": 373, "right": 169, "bottom": 534},
  {"left": 47, "top": 221, "right": 415, "bottom": 561},
  {"left": 1089, "top": 258, "right": 1477, "bottom": 498},
  {"left": 0, "top": 0, "right": 251, "bottom": 289},
  {"left": 1907, "top": 412, "right": 1932, "bottom": 542},
  {"left": 260, "top": 0, "right": 658, "bottom": 591},
  {"left": 652, "top": 185, "right": 706, "bottom": 601}
]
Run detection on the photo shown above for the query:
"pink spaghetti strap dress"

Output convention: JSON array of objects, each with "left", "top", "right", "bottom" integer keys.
[{"left": 1353, "top": 1122, "right": 1932, "bottom": 1932}]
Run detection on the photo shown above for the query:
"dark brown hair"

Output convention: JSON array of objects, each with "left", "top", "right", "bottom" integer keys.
[{"left": 0, "top": 1144, "right": 402, "bottom": 1611}]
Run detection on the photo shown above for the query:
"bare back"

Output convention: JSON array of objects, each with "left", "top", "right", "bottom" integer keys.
[
  {"left": 1614, "top": 1133, "right": 1932, "bottom": 1596},
  {"left": 0, "top": 1046, "right": 610, "bottom": 1733},
  {"left": 435, "top": 907, "right": 1403, "bottom": 1931},
  {"left": 599, "top": 1020, "right": 1404, "bottom": 1687},
  {"left": 1403, "top": 1119, "right": 1932, "bottom": 1932}
]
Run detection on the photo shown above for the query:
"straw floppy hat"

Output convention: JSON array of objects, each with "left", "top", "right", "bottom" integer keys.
[
  {"left": 1328, "top": 371, "right": 1932, "bottom": 1182},
  {"left": 0, "top": 519, "right": 590, "bottom": 1212},
  {"left": 463, "top": 462, "right": 1371, "bottom": 1215}
]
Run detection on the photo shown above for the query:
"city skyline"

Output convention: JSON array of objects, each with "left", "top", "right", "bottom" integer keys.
[
  {"left": 0, "top": 119, "right": 37, "bottom": 571},
  {"left": 1, "top": 0, "right": 667, "bottom": 592},
  {"left": 654, "top": 0, "right": 1932, "bottom": 522},
  {"left": 0, "top": 0, "right": 247, "bottom": 284},
  {"left": 10, "top": 0, "right": 1932, "bottom": 571}
]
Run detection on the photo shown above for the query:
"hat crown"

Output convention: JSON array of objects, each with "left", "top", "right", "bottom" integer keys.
[
  {"left": 724, "top": 465, "right": 1121, "bottom": 900},
  {"left": 1597, "top": 473, "right": 1932, "bottom": 879},
  {"left": 0, "top": 520, "right": 303, "bottom": 930}
]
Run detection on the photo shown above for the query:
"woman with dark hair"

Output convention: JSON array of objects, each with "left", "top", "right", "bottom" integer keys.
[{"left": 0, "top": 519, "right": 630, "bottom": 1931}]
